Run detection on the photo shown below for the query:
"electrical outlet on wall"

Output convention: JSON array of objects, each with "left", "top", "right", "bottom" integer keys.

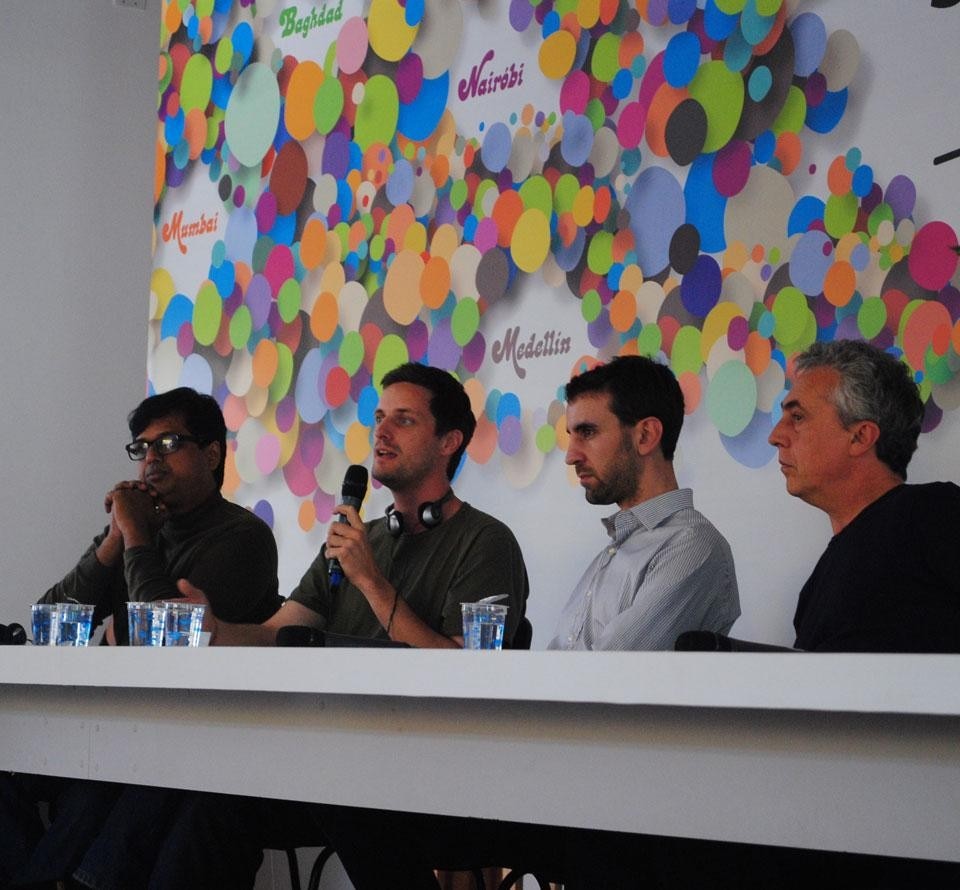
[{"left": 115, "top": 0, "right": 147, "bottom": 9}]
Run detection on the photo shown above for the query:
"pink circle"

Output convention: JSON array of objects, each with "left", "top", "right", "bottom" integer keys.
[
  {"left": 908, "top": 221, "right": 959, "bottom": 292},
  {"left": 560, "top": 70, "right": 590, "bottom": 115},
  {"left": 337, "top": 18, "right": 369, "bottom": 76},
  {"left": 282, "top": 449, "right": 318, "bottom": 497},
  {"left": 313, "top": 487, "right": 336, "bottom": 523},
  {"left": 255, "top": 434, "right": 282, "bottom": 475},
  {"left": 617, "top": 101, "right": 647, "bottom": 149},
  {"left": 264, "top": 244, "right": 295, "bottom": 295},
  {"left": 176, "top": 322, "right": 195, "bottom": 357},
  {"left": 473, "top": 217, "right": 499, "bottom": 253},
  {"left": 713, "top": 140, "right": 751, "bottom": 197}
]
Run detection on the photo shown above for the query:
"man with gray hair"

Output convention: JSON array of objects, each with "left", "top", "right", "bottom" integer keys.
[{"left": 769, "top": 339, "right": 960, "bottom": 652}]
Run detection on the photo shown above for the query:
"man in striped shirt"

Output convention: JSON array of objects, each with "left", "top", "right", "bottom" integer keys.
[{"left": 548, "top": 355, "right": 740, "bottom": 650}]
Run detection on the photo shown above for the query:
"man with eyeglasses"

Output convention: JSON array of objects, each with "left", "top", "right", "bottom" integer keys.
[{"left": 1, "top": 387, "right": 281, "bottom": 888}]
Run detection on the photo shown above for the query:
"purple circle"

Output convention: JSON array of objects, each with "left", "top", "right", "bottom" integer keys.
[
  {"left": 245, "top": 274, "right": 272, "bottom": 328},
  {"left": 560, "top": 112, "right": 594, "bottom": 167},
  {"left": 233, "top": 185, "right": 245, "bottom": 208},
  {"left": 386, "top": 158, "right": 415, "bottom": 206},
  {"left": 681, "top": 254, "right": 721, "bottom": 317},
  {"left": 463, "top": 330, "right": 486, "bottom": 373},
  {"left": 712, "top": 140, "right": 751, "bottom": 197},
  {"left": 177, "top": 323, "right": 195, "bottom": 357},
  {"left": 499, "top": 415, "right": 523, "bottom": 455},
  {"left": 509, "top": 0, "right": 534, "bottom": 32},
  {"left": 396, "top": 53, "right": 423, "bottom": 105},
  {"left": 427, "top": 317, "right": 461, "bottom": 370},
  {"left": 322, "top": 131, "right": 351, "bottom": 178},
  {"left": 253, "top": 500, "right": 274, "bottom": 527},
  {"left": 804, "top": 72, "right": 827, "bottom": 108},
  {"left": 789, "top": 229, "right": 833, "bottom": 296},
  {"left": 255, "top": 190, "right": 277, "bottom": 234},
  {"left": 812, "top": 293, "right": 836, "bottom": 328},
  {"left": 922, "top": 397, "right": 943, "bottom": 434},
  {"left": 647, "top": 0, "right": 668, "bottom": 26},
  {"left": 587, "top": 309, "right": 613, "bottom": 348},
  {"left": 299, "top": 424, "right": 325, "bottom": 469},
  {"left": 474, "top": 217, "right": 499, "bottom": 253},
  {"left": 407, "top": 318, "right": 429, "bottom": 360},
  {"left": 727, "top": 315, "right": 749, "bottom": 351},
  {"left": 885, "top": 174, "right": 917, "bottom": 222},
  {"left": 275, "top": 396, "right": 297, "bottom": 432}
]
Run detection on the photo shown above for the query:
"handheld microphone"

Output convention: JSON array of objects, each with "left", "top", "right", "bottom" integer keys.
[
  {"left": 0, "top": 622, "right": 27, "bottom": 646},
  {"left": 328, "top": 464, "right": 369, "bottom": 592}
]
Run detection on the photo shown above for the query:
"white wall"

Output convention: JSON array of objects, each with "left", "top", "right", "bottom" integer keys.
[{"left": 0, "top": 0, "right": 158, "bottom": 628}]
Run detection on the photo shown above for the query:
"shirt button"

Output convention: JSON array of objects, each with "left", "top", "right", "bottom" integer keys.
[
  {"left": 586, "top": 590, "right": 592, "bottom": 598},
  {"left": 607, "top": 547, "right": 616, "bottom": 555}
]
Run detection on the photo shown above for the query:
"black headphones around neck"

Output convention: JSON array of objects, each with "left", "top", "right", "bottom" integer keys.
[{"left": 386, "top": 489, "right": 453, "bottom": 538}]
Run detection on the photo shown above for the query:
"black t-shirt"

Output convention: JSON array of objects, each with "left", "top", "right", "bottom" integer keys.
[{"left": 794, "top": 482, "right": 960, "bottom": 652}]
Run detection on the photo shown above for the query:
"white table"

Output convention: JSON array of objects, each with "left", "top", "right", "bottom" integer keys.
[{"left": 2, "top": 648, "right": 959, "bottom": 863}]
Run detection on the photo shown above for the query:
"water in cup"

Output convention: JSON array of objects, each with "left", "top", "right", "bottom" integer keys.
[
  {"left": 461, "top": 602, "right": 508, "bottom": 650},
  {"left": 31, "top": 603, "right": 60, "bottom": 645},
  {"left": 57, "top": 603, "right": 95, "bottom": 647},
  {"left": 163, "top": 601, "right": 206, "bottom": 647},
  {"left": 127, "top": 601, "right": 168, "bottom": 646}
]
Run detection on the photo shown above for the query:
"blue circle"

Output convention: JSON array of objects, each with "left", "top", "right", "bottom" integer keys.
[
  {"left": 664, "top": 31, "right": 701, "bottom": 88},
  {"left": 748, "top": 66, "right": 772, "bottom": 102}
]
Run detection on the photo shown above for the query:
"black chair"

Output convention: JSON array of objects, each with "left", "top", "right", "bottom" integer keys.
[{"left": 674, "top": 630, "right": 798, "bottom": 652}]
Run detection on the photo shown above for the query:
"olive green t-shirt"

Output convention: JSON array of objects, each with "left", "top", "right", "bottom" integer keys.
[{"left": 289, "top": 503, "right": 528, "bottom": 643}]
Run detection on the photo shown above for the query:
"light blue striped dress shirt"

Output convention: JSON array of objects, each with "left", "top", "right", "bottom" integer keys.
[{"left": 547, "top": 488, "right": 739, "bottom": 651}]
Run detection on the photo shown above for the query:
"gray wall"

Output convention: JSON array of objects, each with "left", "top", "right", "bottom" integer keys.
[{"left": 0, "top": 0, "right": 158, "bottom": 627}]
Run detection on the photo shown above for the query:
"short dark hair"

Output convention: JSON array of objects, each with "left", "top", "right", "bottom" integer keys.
[
  {"left": 128, "top": 388, "right": 227, "bottom": 487},
  {"left": 380, "top": 363, "right": 477, "bottom": 480},
  {"left": 795, "top": 340, "right": 923, "bottom": 479},
  {"left": 564, "top": 356, "right": 685, "bottom": 460}
]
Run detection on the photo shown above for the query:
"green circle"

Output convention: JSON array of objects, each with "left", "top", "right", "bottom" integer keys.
[
  {"left": 772, "top": 286, "right": 809, "bottom": 345},
  {"left": 553, "top": 173, "right": 580, "bottom": 213},
  {"left": 474, "top": 180, "right": 498, "bottom": 218},
  {"left": 714, "top": 0, "right": 747, "bottom": 11},
  {"left": 451, "top": 298, "right": 480, "bottom": 346},
  {"left": 229, "top": 306, "right": 253, "bottom": 349},
  {"left": 824, "top": 192, "right": 858, "bottom": 239},
  {"left": 585, "top": 98, "right": 606, "bottom": 132},
  {"left": 370, "top": 234, "right": 386, "bottom": 262},
  {"left": 535, "top": 423, "right": 557, "bottom": 453},
  {"left": 339, "top": 330, "right": 365, "bottom": 376},
  {"left": 755, "top": 0, "right": 782, "bottom": 14},
  {"left": 314, "top": 77, "right": 345, "bottom": 135},
  {"left": 181, "top": 54, "right": 213, "bottom": 112},
  {"left": 772, "top": 84, "right": 806, "bottom": 135},
  {"left": 897, "top": 299, "right": 923, "bottom": 342},
  {"left": 590, "top": 33, "right": 621, "bottom": 84},
  {"left": 671, "top": 326, "right": 702, "bottom": 375},
  {"left": 857, "top": 297, "right": 886, "bottom": 340},
  {"left": 159, "top": 52, "right": 174, "bottom": 92},
  {"left": 586, "top": 232, "right": 614, "bottom": 275},
  {"left": 355, "top": 75, "right": 399, "bottom": 152},
  {"left": 867, "top": 203, "right": 894, "bottom": 237},
  {"left": 277, "top": 278, "right": 301, "bottom": 323},
  {"left": 252, "top": 236, "right": 275, "bottom": 273},
  {"left": 637, "top": 323, "right": 662, "bottom": 357},
  {"left": 518, "top": 175, "right": 553, "bottom": 214},
  {"left": 581, "top": 290, "right": 602, "bottom": 323},
  {"left": 925, "top": 348, "right": 953, "bottom": 385},
  {"left": 196, "top": 0, "right": 214, "bottom": 15},
  {"left": 192, "top": 281, "right": 222, "bottom": 346},
  {"left": 373, "top": 334, "right": 410, "bottom": 391},
  {"left": 688, "top": 60, "right": 745, "bottom": 152},
  {"left": 269, "top": 343, "right": 294, "bottom": 402},
  {"left": 706, "top": 360, "right": 758, "bottom": 436},
  {"left": 450, "top": 179, "right": 468, "bottom": 211}
]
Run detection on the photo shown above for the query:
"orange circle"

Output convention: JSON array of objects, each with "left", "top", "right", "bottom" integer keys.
[
  {"left": 744, "top": 331, "right": 772, "bottom": 377},
  {"left": 421, "top": 255, "right": 451, "bottom": 309},
  {"left": 493, "top": 190, "right": 524, "bottom": 247},
  {"left": 823, "top": 261, "right": 856, "bottom": 307},
  {"left": 310, "top": 291, "right": 339, "bottom": 342},
  {"left": 301, "top": 217, "right": 328, "bottom": 270},
  {"left": 609, "top": 289, "right": 638, "bottom": 332},
  {"left": 645, "top": 84, "right": 688, "bottom": 158},
  {"left": 774, "top": 131, "right": 802, "bottom": 176},
  {"left": 285, "top": 61, "right": 324, "bottom": 141},
  {"left": 827, "top": 155, "right": 853, "bottom": 196},
  {"left": 252, "top": 339, "right": 279, "bottom": 388}
]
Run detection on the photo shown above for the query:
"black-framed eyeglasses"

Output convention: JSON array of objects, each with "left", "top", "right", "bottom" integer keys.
[{"left": 125, "top": 433, "right": 203, "bottom": 461}]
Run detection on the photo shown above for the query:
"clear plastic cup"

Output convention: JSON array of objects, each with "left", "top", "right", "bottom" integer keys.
[
  {"left": 31, "top": 603, "right": 61, "bottom": 645},
  {"left": 127, "top": 601, "right": 168, "bottom": 646},
  {"left": 461, "top": 602, "right": 508, "bottom": 650},
  {"left": 163, "top": 601, "right": 207, "bottom": 647},
  {"left": 56, "top": 603, "right": 95, "bottom": 647}
]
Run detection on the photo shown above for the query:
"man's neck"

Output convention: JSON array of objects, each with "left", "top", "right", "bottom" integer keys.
[
  {"left": 390, "top": 481, "right": 457, "bottom": 533},
  {"left": 617, "top": 463, "right": 679, "bottom": 511},
  {"left": 824, "top": 472, "right": 902, "bottom": 535}
]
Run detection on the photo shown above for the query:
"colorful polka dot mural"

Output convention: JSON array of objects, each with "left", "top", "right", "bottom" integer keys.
[{"left": 151, "top": 0, "right": 960, "bottom": 527}]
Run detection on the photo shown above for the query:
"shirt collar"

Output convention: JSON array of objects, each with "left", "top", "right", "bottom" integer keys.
[{"left": 601, "top": 488, "right": 694, "bottom": 544}]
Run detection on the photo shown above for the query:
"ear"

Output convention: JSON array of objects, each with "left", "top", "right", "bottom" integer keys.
[
  {"left": 439, "top": 428, "right": 464, "bottom": 457},
  {"left": 204, "top": 440, "right": 223, "bottom": 472},
  {"left": 848, "top": 420, "right": 880, "bottom": 457},
  {"left": 631, "top": 417, "right": 664, "bottom": 458}
]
